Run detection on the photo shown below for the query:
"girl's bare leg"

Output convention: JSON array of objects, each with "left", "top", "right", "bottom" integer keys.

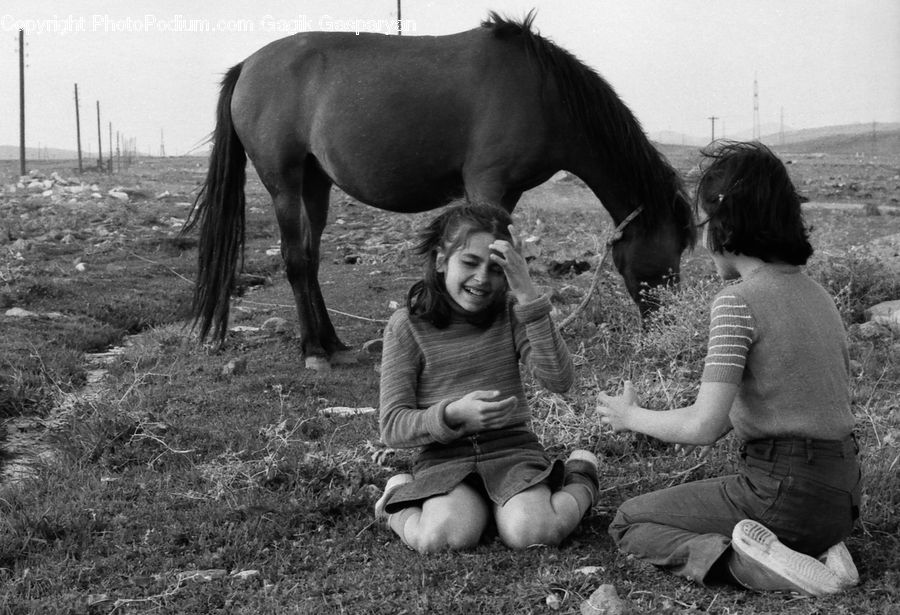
[
  {"left": 494, "top": 482, "right": 592, "bottom": 549},
  {"left": 387, "top": 482, "right": 490, "bottom": 553},
  {"left": 494, "top": 451, "right": 599, "bottom": 549}
]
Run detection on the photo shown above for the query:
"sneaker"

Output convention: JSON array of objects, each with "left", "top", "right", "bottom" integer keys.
[
  {"left": 819, "top": 542, "right": 859, "bottom": 588},
  {"left": 374, "top": 473, "right": 413, "bottom": 521},
  {"left": 729, "top": 519, "right": 843, "bottom": 596}
]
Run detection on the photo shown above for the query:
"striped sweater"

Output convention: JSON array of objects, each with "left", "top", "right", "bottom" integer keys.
[
  {"left": 701, "top": 263, "right": 855, "bottom": 441},
  {"left": 379, "top": 294, "right": 573, "bottom": 448}
]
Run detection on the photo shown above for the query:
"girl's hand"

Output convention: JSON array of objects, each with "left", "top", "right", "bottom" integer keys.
[
  {"left": 490, "top": 225, "right": 539, "bottom": 304},
  {"left": 596, "top": 380, "right": 639, "bottom": 433},
  {"left": 445, "top": 390, "right": 518, "bottom": 433}
]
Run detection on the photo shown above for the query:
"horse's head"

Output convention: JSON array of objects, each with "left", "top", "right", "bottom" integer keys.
[{"left": 611, "top": 190, "right": 696, "bottom": 316}]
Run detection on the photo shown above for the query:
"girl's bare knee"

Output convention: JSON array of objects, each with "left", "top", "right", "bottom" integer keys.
[
  {"left": 498, "top": 510, "right": 565, "bottom": 549},
  {"left": 409, "top": 521, "right": 482, "bottom": 553}
]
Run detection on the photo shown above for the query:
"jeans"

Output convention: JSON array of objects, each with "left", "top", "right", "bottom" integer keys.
[{"left": 608, "top": 435, "right": 862, "bottom": 585}]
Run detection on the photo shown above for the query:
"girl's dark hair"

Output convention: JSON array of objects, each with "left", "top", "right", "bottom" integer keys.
[
  {"left": 695, "top": 141, "right": 812, "bottom": 265},
  {"left": 408, "top": 202, "right": 513, "bottom": 328}
]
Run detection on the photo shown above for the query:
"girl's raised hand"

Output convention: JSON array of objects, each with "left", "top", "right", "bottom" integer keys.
[
  {"left": 596, "top": 380, "right": 639, "bottom": 433},
  {"left": 490, "top": 225, "right": 539, "bottom": 304},
  {"left": 445, "top": 390, "right": 518, "bottom": 433}
]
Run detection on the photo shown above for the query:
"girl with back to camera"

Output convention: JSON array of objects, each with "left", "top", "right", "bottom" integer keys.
[
  {"left": 375, "top": 202, "right": 599, "bottom": 552},
  {"left": 597, "top": 141, "right": 862, "bottom": 596}
]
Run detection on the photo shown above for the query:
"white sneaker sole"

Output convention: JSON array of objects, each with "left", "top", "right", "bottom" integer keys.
[{"left": 732, "top": 520, "right": 843, "bottom": 596}]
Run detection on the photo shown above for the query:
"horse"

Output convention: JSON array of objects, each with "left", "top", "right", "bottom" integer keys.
[{"left": 184, "top": 11, "right": 696, "bottom": 370}]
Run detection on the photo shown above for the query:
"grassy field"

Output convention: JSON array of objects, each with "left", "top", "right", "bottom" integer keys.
[{"left": 1, "top": 148, "right": 899, "bottom": 614}]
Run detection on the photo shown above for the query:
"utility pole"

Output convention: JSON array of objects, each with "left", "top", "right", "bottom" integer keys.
[
  {"left": 74, "top": 84, "right": 83, "bottom": 173},
  {"left": 160, "top": 128, "right": 166, "bottom": 157},
  {"left": 779, "top": 107, "right": 784, "bottom": 146},
  {"left": 708, "top": 116, "right": 719, "bottom": 143},
  {"left": 18, "top": 29, "right": 26, "bottom": 176},
  {"left": 96, "top": 101, "right": 104, "bottom": 171},
  {"left": 397, "top": 0, "right": 402, "bottom": 35},
  {"left": 108, "top": 121, "right": 113, "bottom": 172}
]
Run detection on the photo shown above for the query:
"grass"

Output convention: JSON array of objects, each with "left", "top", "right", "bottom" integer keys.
[{"left": 1, "top": 156, "right": 899, "bottom": 613}]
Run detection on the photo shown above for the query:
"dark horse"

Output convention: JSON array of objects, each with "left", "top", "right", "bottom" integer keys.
[{"left": 185, "top": 12, "right": 695, "bottom": 369}]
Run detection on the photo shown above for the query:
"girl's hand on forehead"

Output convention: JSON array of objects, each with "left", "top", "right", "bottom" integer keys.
[{"left": 490, "top": 225, "right": 539, "bottom": 304}]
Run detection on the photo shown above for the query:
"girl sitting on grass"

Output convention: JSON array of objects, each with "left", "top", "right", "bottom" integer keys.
[
  {"left": 375, "top": 202, "right": 599, "bottom": 552},
  {"left": 597, "top": 141, "right": 862, "bottom": 596}
]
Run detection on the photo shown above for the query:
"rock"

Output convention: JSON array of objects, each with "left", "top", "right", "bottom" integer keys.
[
  {"left": 261, "top": 317, "right": 291, "bottom": 334},
  {"left": 221, "top": 357, "right": 247, "bottom": 376},
  {"left": 581, "top": 584, "right": 626, "bottom": 615},
  {"left": 521, "top": 235, "right": 542, "bottom": 260},
  {"left": 108, "top": 190, "right": 129, "bottom": 201},
  {"left": 5, "top": 307, "right": 37, "bottom": 318},
  {"left": 865, "top": 299, "right": 900, "bottom": 334},
  {"left": 852, "top": 321, "right": 891, "bottom": 340},
  {"left": 231, "top": 569, "right": 260, "bottom": 582},
  {"left": 177, "top": 569, "right": 228, "bottom": 583}
]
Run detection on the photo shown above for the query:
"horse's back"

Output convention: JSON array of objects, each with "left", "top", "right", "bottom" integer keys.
[{"left": 231, "top": 27, "right": 554, "bottom": 211}]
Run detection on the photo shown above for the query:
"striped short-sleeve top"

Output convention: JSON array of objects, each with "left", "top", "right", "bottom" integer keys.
[{"left": 700, "top": 264, "right": 855, "bottom": 442}]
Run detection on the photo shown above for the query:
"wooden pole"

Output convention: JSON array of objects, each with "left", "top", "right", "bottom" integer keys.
[
  {"left": 18, "top": 29, "right": 26, "bottom": 176},
  {"left": 96, "top": 101, "right": 103, "bottom": 171},
  {"left": 74, "top": 84, "right": 83, "bottom": 173},
  {"left": 397, "top": 0, "right": 402, "bottom": 35},
  {"left": 708, "top": 115, "right": 719, "bottom": 143},
  {"left": 108, "top": 121, "right": 113, "bottom": 172}
]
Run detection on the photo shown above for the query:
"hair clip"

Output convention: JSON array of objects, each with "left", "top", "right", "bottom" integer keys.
[{"left": 717, "top": 193, "right": 725, "bottom": 204}]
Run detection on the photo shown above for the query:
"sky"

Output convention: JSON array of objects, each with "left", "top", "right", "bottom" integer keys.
[{"left": 2, "top": 0, "right": 899, "bottom": 156}]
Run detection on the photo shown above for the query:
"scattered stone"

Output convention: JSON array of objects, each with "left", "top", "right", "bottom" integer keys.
[
  {"left": 108, "top": 189, "right": 129, "bottom": 201},
  {"left": 231, "top": 569, "right": 260, "bottom": 582},
  {"left": 221, "top": 357, "right": 247, "bottom": 377},
  {"left": 852, "top": 321, "right": 891, "bottom": 340},
  {"left": 521, "top": 235, "right": 542, "bottom": 260},
  {"left": 261, "top": 317, "right": 291, "bottom": 334},
  {"left": 865, "top": 299, "right": 900, "bottom": 334},
  {"left": 581, "top": 584, "right": 626, "bottom": 615},
  {"left": 320, "top": 406, "right": 376, "bottom": 416},
  {"left": 546, "top": 592, "right": 562, "bottom": 610},
  {"left": 177, "top": 569, "right": 228, "bottom": 583},
  {"left": 5, "top": 307, "right": 37, "bottom": 318}
]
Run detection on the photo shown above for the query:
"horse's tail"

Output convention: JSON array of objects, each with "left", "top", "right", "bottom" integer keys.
[{"left": 183, "top": 63, "right": 246, "bottom": 341}]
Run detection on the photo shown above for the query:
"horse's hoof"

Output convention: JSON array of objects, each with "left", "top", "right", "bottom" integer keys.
[
  {"left": 305, "top": 356, "right": 332, "bottom": 372},
  {"left": 330, "top": 350, "right": 358, "bottom": 366}
]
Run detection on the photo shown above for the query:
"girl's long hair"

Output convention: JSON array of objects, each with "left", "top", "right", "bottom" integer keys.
[{"left": 408, "top": 203, "right": 514, "bottom": 329}]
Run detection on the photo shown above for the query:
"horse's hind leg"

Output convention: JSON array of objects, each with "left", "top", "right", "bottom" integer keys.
[{"left": 273, "top": 158, "right": 349, "bottom": 370}]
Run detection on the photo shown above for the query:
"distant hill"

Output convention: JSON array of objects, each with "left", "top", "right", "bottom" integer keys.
[
  {"left": 771, "top": 126, "right": 900, "bottom": 157},
  {"left": 652, "top": 122, "right": 900, "bottom": 157}
]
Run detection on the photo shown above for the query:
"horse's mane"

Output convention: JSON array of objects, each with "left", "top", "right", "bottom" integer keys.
[{"left": 481, "top": 11, "right": 695, "bottom": 247}]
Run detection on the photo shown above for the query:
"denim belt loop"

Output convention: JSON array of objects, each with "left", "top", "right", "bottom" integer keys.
[
  {"left": 805, "top": 438, "right": 814, "bottom": 463},
  {"left": 765, "top": 439, "right": 775, "bottom": 461}
]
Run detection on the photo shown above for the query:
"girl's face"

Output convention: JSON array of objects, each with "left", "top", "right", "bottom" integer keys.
[{"left": 437, "top": 231, "right": 507, "bottom": 313}]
